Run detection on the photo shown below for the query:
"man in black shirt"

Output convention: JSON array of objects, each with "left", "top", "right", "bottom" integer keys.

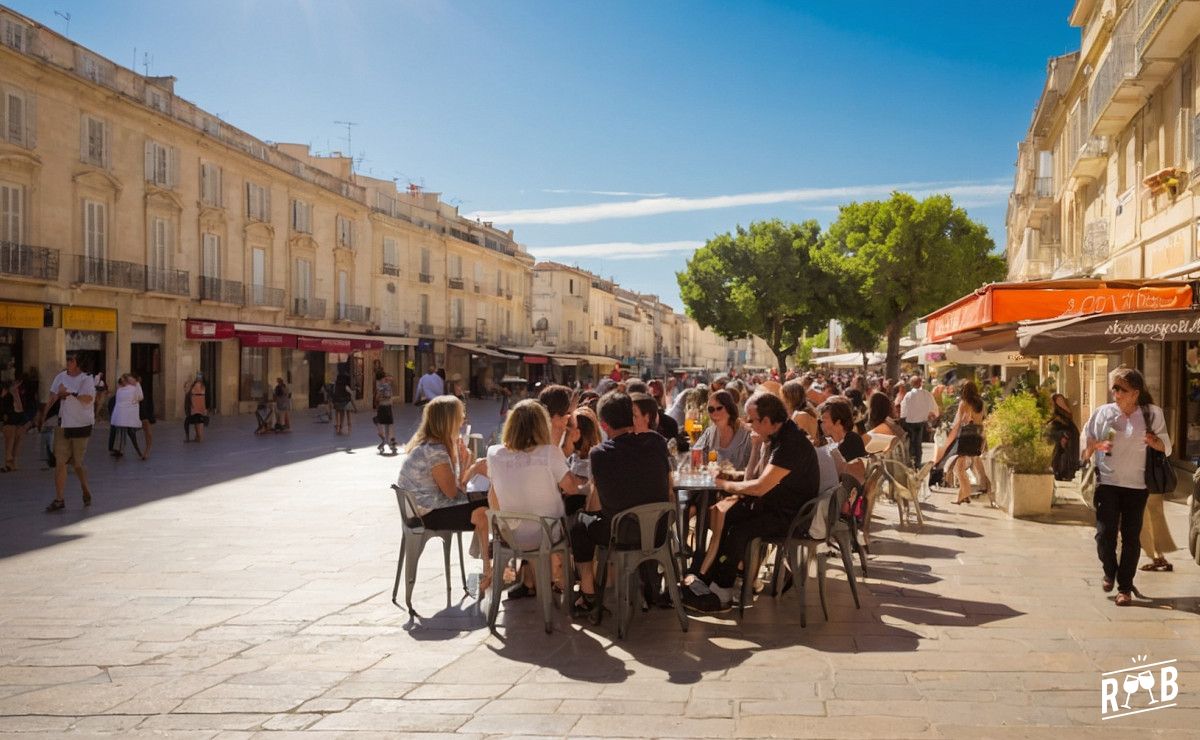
[
  {"left": 570, "top": 392, "right": 672, "bottom": 610},
  {"left": 687, "top": 392, "right": 819, "bottom": 611}
]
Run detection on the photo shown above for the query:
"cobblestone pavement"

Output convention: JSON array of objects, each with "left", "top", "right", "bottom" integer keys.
[{"left": 0, "top": 400, "right": 1197, "bottom": 738}]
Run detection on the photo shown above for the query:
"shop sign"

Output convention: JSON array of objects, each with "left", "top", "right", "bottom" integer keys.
[
  {"left": 417, "top": 338, "right": 434, "bottom": 352},
  {"left": 238, "top": 331, "right": 296, "bottom": 348},
  {"left": 298, "top": 337, "right": 353, "bottom": 353},
  {"left": 185, "top": 320, "right": 236, "bottom": 340},
  {"left": 63, "top": 307, "right": 117, "bottom": 333},
  {"left": 523, "top": 355, "right": 548, "bottom": 365},
  {"left": 66, "top": 330, "right": 103, "bottom": 351},
  {"left": 352, "top": 338, "right": 384, "bottom": 351},
  {"left": 0, "top": 302, "right": 44, "bottom": 330}
]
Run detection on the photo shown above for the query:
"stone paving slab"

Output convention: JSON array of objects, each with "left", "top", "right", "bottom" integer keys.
[{"left": 0, "top": 400, "right": 1197, "bottom": 736}]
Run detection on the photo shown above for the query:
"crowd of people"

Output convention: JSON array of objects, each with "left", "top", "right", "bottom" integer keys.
[{"left": 391, "top": 363, "right": 1183, "bottom": 619}]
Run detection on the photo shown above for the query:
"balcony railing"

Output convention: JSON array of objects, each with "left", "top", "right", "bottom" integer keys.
[
  {"left": 76, "top": 256, "right": 146, "bottom": 290},
  {"left": 290, "top": 297, "right": 326, "bottom": 319},
  {"left": 475, "top": 330, "right": 489, "bottom": 343},
  {"left": 453, "top": 326, "right": 468, "bottom": 339},
  {"left": 145, "top": 267, "right": 190, "bottom": 296},
  {"left": 418, "top": 272, "right": 433, "bottom": 283},
  {"left": 418, "top": 323, "right": 434, "bottom": 335},
  {"left": 248, "top": 284, "right": 285, "bottom": 308},
  {"left": 1087, "top": 10, "right": 1138, "bottom": 135},
  {"left": 0, "top": 242, "right": 59, "bottom": 281},
  {"left": 448, "top": 277, "right": 464, "bottom": 290},
  {"left": 381, "top": 263, "right": 400, "bottom": 277},
  {"left": 198, "top": 275, "right": 245, "bottom": 304},
  {"left": 618, "top": 310, "right": 636, "bottom": 321},
  {"left": 336, "top": 303, "right": 370, "bottom": 323}
]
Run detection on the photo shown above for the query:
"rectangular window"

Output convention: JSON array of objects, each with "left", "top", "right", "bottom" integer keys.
[
  {"left": 144, "top": 140, "right": 175, "bottom": 187},
  {"left": 4, "top": 89, "right": 31, "bottom": 147},
  {"left": 201, "top": 233, "right": 221, "bottom": 278},
  {"left": 145, "top": 87, "right": 168, "bottom": 113},
  {"left": 294, "top": 258, "right": 312, "bottom": 301},
  {"left": 337, "top": 269, "right": 349, "bottom": 312},
  {"left": 239, "top": 346, "right": 267, "bottom": 402},
  {"left": 2, "top": 18, "right": 29, "bottom": 52},
  {"left": 290, "top": 198, "right": 312, "bottom": 233},
  {"left": 383, "top": 237, "right": 398, "bottom": 275},
  {"left": 0, "top": 181, "right": 23, "bottom": 243},
  {"left": 83, "top": 200, "right": 106, "bottom": 260},
  {"left": 150, "top": 217, "right": 170, "bottom": 272},
  {"left": 336, "top": 215, "right": 354, "bottom": 248},
  {"left": 450, "top": 254, "right": 462, "bottom": 278},
  {"left": 452, "top": 298, "right": 463, "bottom": 330},
  {"left": 473, "top": 262, "right": 483, "bottom": 287},
  {"left": 252, "top": 247, "right": 265, "bottom": 287},
  {"left": 569, "top": 278, "right": 575, "bottom": 295},
  {"left": 200, "top": 163, "right": 223, "bottom": 207},
  {"left": 246, "top": 182, "right": 269, "bottom": 222},
  {"left": 80, "top": 115, "right": 108, "bottom": 167},
  {"left": 419, "top": 294, "right": 429, "bottom": 325},
  {"left": 420, "top": 247, "right": 431, "bottom": 276}
]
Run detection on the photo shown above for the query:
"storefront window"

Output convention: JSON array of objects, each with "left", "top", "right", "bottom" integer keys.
[
  {"left": 1185, "top": 342, "right": 1200, "bottom": 459},
  {"left": 240, "top": 346, "right": 267, "bottom": 402}
]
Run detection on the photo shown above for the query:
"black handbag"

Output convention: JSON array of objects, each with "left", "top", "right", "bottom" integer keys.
[{"left": 1142, "top": 406, "right": 1176, "bottom": 494}]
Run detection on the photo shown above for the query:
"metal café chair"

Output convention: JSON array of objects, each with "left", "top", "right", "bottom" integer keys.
[
  {"left": 485, "top": 510, "right": 573, "bottom": 634},
  {"left": 878, "top": 458, "right": 930, "bottom": 528},
  {"left": 592, "top": 502, "right": 689, "bottom": 639},
  {"left": 775, "top": 483, "right": 863, "bottom": 627},
  {"left": 390, "top": 484, "right": 468, "bottom": 616}
]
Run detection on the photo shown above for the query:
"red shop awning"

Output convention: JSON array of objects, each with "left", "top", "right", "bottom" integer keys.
[
  {"left": 923, "top": 279, "right": 1195, "bottom": 344},
  {"left": 238, "top": 331, "right": 297, "bottom": 348},
  {"left": 185, "top": 319, "right": 235, "bottom": 340}
]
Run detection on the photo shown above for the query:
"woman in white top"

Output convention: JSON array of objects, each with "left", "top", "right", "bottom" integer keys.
[
  {"left": 109, "top": 374, "right": 145, "bottom": 460},
  {"left": 486, "top": 399, "right": 579, "bottom": 599}
]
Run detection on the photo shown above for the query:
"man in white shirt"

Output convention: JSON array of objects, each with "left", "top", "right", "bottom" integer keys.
[
  {"left": 899, "top": 375, "right": 938, "bottom": 466},
  {"left": 41, "top": 353, "right": 96, "bottom": 511},
  {"left": 413, "top": 366, "right": 445, "bottom": 406}
]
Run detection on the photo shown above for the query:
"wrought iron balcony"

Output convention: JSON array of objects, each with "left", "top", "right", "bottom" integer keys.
[
  {"left": 453, "top": 325, "right": 468, "bottom": 338},
  {"left": 248, "top": 284, "right": 285, "bottom": 308},
  {"left": 418, "top": 272, "right": 433, "bottom": 283},
  {"left": 198, "top": 276, "right": 245, "bottom": 304},
  {"left": 145, "top": 268, "right": 190, "bottom": 296},
  {"left": 0, "top": 242, "right": 59, "bottom": 281},
  {"left": 381, "top": 263, "right": 400, "bottom": 277},
  {"left": 475, "top": 329, "right": 489, "bottom": 343},
  {"left": 448, "top": 277, "right": 465, "bottom": 290},
  {"left": 290, "top": 297, "right": 326, "bottom": 319},
  {"left": 76, "top": 256, "right": 146, "bottom": 291},
  {"left": 336, "top": 303, "right": 370, "bottom": 323}
]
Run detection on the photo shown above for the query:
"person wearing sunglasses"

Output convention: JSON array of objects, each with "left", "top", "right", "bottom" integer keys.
[
  {"left": 693, "top": 389, "right": 752, "bottom": 470},
  {"left": 1081, "top": 367, "right": 1171, "bottom": 606}
]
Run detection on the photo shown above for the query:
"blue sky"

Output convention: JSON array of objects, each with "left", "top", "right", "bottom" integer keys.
[{"left": 12, "top": 0, "right": 1080, "bottom": 308}]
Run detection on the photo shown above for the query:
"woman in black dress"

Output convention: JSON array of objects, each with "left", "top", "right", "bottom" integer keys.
[{"left": 1046, "top": 393, "right": 1080, "bottom": 482}]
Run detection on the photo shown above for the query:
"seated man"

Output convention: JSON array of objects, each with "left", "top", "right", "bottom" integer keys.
[
  {"left": 685, "top": 391, "right": 819, "bottom": 613},
  {"left": 570, "top": 391, "right": 672, "bottom": 613}
]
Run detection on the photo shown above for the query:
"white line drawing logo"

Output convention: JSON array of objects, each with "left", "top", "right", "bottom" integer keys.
[{"left": 1100, "top": 655, "right": 1179, "bottom": 720}]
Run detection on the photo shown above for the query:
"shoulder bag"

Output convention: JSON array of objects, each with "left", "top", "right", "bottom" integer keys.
[{"left": 1142, "top": 406, "right": 1176, "bottom": 494}]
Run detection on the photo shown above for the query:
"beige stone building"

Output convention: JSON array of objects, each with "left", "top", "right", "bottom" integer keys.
[
  {"left": 0, "top": 6, "right": 533, "bottom": 416},
  {"left": 1004, "top": 0, "right": 1200, "bottom": 460}
]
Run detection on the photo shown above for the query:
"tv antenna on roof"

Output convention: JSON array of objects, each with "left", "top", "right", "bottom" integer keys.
[
  {"left": 54, "top": 10, "right": 71, "bottom": 37},
  {"left": 334, "top": 120, "right": 357, "bottom": 175}
]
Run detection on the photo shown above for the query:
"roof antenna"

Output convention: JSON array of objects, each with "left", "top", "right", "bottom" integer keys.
[
  {"left": 334, "top": 120, "right": 357, "bottom": 177},
  {"left": 53, "top": 10, "right": 71, "bottom": 37}
]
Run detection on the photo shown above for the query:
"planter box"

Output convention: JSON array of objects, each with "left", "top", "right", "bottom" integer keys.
[{"left": 1008, "top": 472, "right": 1054, "bottom": 518}]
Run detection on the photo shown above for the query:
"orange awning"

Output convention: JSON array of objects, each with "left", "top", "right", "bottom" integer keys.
[{"left": 923, "top": 279, "right": 1194, "bottom": 344}]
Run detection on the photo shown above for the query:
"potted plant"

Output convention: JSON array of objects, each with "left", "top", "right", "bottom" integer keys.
[{"left": 985, "top": 391, "right": 1055, "bottom": 517}]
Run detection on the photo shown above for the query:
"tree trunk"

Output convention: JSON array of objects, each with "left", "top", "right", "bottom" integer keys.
[
  {"left": 885, "top": 320, "right": 904, "bottom": 379},
  {"left": 771, "top": 346, "right": 790, "bottom": 376}
]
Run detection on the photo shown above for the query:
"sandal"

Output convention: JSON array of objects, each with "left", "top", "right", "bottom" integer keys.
[
  {"left": 505, "top": 583, "right": 536, "bottom": 601},
  {"left": 45, "top": 499, "right": 65, "bottom": 512},
  {"left": 1139, "top": 558, "right": 1173, "bottom": 572},
  {"left": 571, "top": 592, "right": 596, "bottom": 616}
]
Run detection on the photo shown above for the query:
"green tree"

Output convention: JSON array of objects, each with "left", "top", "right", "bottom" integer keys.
[
  {"left": 819, "top": 193, "right": 1006, "bottom": 379},
  {"left": 794, "top": 327, "right": 830, "bottom": 368},
  {"left": 841, "top": 320, "right": 880, "bottom": 372},
  {"left": 678, "top": 219, "right": 835, "bottom": 374}
]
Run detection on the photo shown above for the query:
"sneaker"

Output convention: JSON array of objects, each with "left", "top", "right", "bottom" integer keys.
[
  {"left": 709, "top": 583, "right": 734, "bottom": 607},
  {"left": 682, "top": 588, "right": 728, "bottom": 614}
]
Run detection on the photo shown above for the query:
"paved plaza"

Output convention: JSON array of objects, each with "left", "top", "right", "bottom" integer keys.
[{"left": 0, "top": 400, "right": 1197, "bottom": 738}]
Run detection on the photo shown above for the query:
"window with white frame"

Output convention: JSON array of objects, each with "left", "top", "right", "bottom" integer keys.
[
  {"left": 473, "top": 262, "right": 483, "bottom": 291},
  {"left": 201, "top": 233, "right": 221, "bottom": 279},
  {"left": 0, "top": 181, "right": 22, "bottom": 243},
  {"left": 251, "top": 248, "right": 265, "bottom": 287},
  {"left": 419, "top": 294, "right": 429, "bottom": 325},
  {"left": 200, "top": 162, "right": 223, "bottom": 207},
  {"left": 450, "top": 254, "right": 462, "bottom": 278},
  {"left": 3, "top": 87, "right": 33, "bottom": 148},
  {"left": 2, "top": 18, "right": 30, "bottom": 52},
  {"left": 383, "top": 237, "right": 398, "bottom": 274},
  {"left": 290, "top": 198, "right": 312, "bottom": 233},
  {"left": 294, "top": 258, "right": 313, "bottom": 307},
  {"left": 336, "top": 215, "right": 354, "bottom": 248},
  {"left": 337, "top": 270, "right": 349, "bottom": 316},
  {"left": 76, "top": 51, "right": 108, "bottom": 84},
  {"left": 144, "top": 87, "right": 168, "bottom": 113},
  {"left": 420, "top": 247, "right": 431, "bottom": 277},
  {"left": 80, "top": 115, "right": 108, "bottom": 167},
  {"left": 146, "top": 216, "right": 173, "bottom": 292},
  {"left": 246, "top": 181, "right": 269, "bottom": 222},
  {"left": 83, "top": 200, "right": 106, "bottom": 260},
  {"left": 144, "top": 140, "right": 176, "bottom": 188}
]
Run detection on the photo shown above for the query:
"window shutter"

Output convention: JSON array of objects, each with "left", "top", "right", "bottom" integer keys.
[
  {"left": 246, "top": 182, "right": 252, "bottom": 218},
  {"left": 24, "top": 94, "right": 34, "bottom": 148},
  {"left": 264, "top": 187, "right": 271, "bottom": 221},
  {"left": 217, "top": 167, "right": 223, "bottom": 207},
  {"left": 144, "top": 140, "right": 155, "bottom": 182},
  {"left": 79, "top": 115, "right": 88, "bottom": 163},
  {"left": 169, "top": 147, "right": 179, "bottom": 188},
  {"left": 102, "top": 121, "right": 110, "bottom": 168}
]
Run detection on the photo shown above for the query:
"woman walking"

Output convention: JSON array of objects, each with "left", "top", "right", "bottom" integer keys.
[
  {"left": 109, "top": 374, "right": 145, "bottom": 459},
  {"left": 372, "top": 370, "right": 396, "bottom": 453},
  {"left": 1046, "top": 393, "right": 1080, "bottom": 481},
  {"left": 943, "top": 380, "right": 989, "bottom": 505},
  {"left": 1082, "top": 368, "right": 1171, "bottom": 606},
  {"left": 184, "top": 373, "right": 208, "bottom": 442},
  {"left": 331, "top": 373, "right": 353, "bottom": 435},
  {"left": 1, "top": 380, "right": 24, "bottom": 472},
  {"left": 273, "top": 377, "right": 291, "bottom": 431}
]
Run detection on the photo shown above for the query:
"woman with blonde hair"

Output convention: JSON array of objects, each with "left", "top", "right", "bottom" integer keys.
[
  {"left": 397, "top": 395, "right": 490, "bottom": 587},
  {"left": 486, "top": 399, "right": 579, "bottom": 599}
]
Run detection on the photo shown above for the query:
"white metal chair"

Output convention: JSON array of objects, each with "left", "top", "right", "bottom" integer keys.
[
  {"left": 390, "top": 484, "right": 468, "bottom": 616},
  {"left": 485, "top": 510, "right": 573, "bottom": 634}
]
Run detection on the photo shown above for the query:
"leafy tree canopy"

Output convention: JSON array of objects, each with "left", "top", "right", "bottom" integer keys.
[
  {"left": 818, "top": 193, "right": 1006, "bottom": 378},
  {"left": 678, "top": 219, "right": 834, "bottom": 374}
]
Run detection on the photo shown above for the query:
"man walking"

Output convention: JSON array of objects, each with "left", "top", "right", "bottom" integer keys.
[
  {"left": 900, "top": 375, "right": 938, "bottom": 466},
  {"left": 41, "top": 353, "right": 96, "bottom": 512},
  {"left": 413, "top": 366, "right": 444, "bottom": 406}
]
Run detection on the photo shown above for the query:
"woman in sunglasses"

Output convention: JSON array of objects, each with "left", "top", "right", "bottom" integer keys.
[
  {"left": 1081, "top": 367, "right": 1171, "bottom": 606},
  {"left": 693, "top": 389, "right": 752, "bottom": 470}
]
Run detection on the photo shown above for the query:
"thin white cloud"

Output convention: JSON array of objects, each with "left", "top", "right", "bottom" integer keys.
[
  {"left": 541, "top": 188, "right": 669, "bottom": 197},
  {"left": 529, "top": 240, "right": 704, "bottom": 261},
  {"left": 470, "top": 180, "right": 1009, "bottom": 225}
]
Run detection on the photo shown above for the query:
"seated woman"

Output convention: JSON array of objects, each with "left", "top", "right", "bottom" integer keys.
[
  {"left": 693, "top": 389, "right": 752, "bottom": 470},
  {"left": 486, "top": 399, "right": 579, "bottom": 599},
  {"left": 781, "top": 379, "right": 819, "bottom": 439},
  {"left": 397, "top": 395, "right": 491, "bottom": 588},
  {"left": 865, "top": 390, "right": 907, "bottom": 452},
  {"left": 564, "top": 408, "right": 601, "bottom": 516}
]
